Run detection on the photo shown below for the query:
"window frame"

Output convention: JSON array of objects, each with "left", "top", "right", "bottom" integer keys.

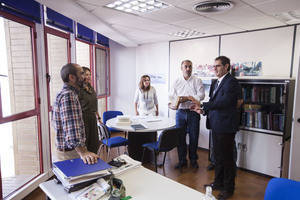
[
  {"left": 0, "top": 10, "right": 43, "bottom": 198},
  {"left": 44, "top": 26, "right": 71, "bottom": 111},
  {"left": 94, "top": 44, "right": 110, "bottom": 98}
]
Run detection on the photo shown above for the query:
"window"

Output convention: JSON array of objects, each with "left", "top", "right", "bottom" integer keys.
[
  {"left": 0, "top": 13, "right": 42, "bottom": 199},
  {"left": 76, "top": 39, "right": 91, "bottom": 68},
  {"left": 95, "top": 46, "right": 109, "bottom": 96},
  {"left": 44, "top": 27, "right": 70, "bottom": 162}
]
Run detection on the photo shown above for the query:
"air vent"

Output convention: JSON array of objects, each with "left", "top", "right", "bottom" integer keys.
[{"left": 194, "top": 0, "right": 234, "bottom": 13}]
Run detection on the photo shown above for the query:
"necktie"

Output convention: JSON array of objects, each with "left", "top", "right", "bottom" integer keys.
[{"left": 213, "top": 80, "right": 219, "bottom": 95}]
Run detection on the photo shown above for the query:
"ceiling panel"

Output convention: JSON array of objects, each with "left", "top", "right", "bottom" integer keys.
[
  {"left": 253, "top": 0, "right": 300, "bottom": 15},
  {"left": 142, "top": 6, "right": 197, "bottom": 23}
]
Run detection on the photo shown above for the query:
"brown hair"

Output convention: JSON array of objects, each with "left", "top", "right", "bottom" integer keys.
[
  {"left": 139, "top": 75, "right": 151, "bottom": 91},
  {"left": 82, "top": 66, "right": 90, "bottom": 73}
]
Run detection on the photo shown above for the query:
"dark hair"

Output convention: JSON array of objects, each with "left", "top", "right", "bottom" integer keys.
[
  {"left": 139, "top": 75, "right": 151, "bottom": 91},
  {"left": 215, "top": 56, "right": 230, "bottom": 71},
  {"left": 181, "top": 59, "right": 192, "bottom": 66},
  {"left": 82, "top": 66, "right": 90, "bottom": 73},
  {"left": 60, "top": 63, "right": 78, "bottom": 83}
]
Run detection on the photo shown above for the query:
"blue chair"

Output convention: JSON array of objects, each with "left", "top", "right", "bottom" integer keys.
[
  {"left": 141, "top": 127, "right": 182, "bottom": 172},
  {"left": 103, "top": 111, "right": 123, "bottom": 133},
  {"left": 97, "top": 123, "right": 128, "bottom": 161},
  {"left": 264, "top": 178, "right": 300, "bottom": 200}
]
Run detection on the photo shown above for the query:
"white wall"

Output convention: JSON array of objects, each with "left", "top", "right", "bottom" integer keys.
[
  {"left": 108, "top": 40, "right": 136, "bottom": 115},
  {"left": 136, "top": 42, "right": 169, "bottom": 117}
]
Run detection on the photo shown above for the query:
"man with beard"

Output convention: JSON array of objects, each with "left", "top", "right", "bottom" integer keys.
[
  {"left": 169, "top": 60, "right": 205, "bottom": 169},
  {"left": 52, "top": 63, "right": 99, "bottom": 164}
]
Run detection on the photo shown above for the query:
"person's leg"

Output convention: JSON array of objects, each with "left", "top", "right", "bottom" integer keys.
[
  {"left": 222, "top": 133, "right": 236, "bottom": 194},
  {"left": 187, "top": 111, "right": 200, "bottom": 167},
  {"left": 175, "top": 110, "right": 188, "bottom": 166},
  {"left": 207, "top": 130, "right": 216, "bottom": 170},
  {"left": 212, "top": 131, "right": 224, "bottom": 186}
]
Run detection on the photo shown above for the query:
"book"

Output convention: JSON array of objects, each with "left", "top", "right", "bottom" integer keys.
[
  {"left": 131, "top": 123, "right": 147, "bottom": 131},
  {"left": 53, "top": 158, "right": 112, "bottom": 180}
]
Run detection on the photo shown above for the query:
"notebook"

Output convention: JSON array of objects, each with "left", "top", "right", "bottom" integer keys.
[
  {"left": 131, "top": 123, "right": 147, "bottom": 131},
  {"left": 53, "top": 158, "right": 112, "bottom": 179}
]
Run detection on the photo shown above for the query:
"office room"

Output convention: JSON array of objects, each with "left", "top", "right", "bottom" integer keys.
[{"left": 1, "top": 0, "right": 300, "bottom": 199}]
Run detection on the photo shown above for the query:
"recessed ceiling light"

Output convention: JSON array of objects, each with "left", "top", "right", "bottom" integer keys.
[
  {"left": 105, "top": 0, "right": 169, "bottom": 14},
  {"left": 274, "top": 10, "right": 300, "bottom": 24}
]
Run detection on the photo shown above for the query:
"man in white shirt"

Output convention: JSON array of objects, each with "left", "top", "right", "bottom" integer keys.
[{"left": 169, "top": 60, "right": 205, "bottom": 169}]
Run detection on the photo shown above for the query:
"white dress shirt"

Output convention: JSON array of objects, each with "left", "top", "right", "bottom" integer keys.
[
  {"left": 134, "top": 86, "right": 158, "bottom": 116},
  {"left": 169, "top": 75, "right": 205, "bottom": 109}
]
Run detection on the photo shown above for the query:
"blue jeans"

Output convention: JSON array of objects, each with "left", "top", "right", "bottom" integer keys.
[{"left": 176, "top": 109, "right": 200, "bottom": 163}]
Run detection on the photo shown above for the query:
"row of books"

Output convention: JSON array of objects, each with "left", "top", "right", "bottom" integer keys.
[
  {"left": 241, "top": 85, "right": 285, "bottom": 104},
  {"left": 241, "top": 111, "right": 285, "bottom": 131}
]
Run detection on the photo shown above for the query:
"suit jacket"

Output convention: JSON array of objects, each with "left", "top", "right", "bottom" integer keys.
[{"left": 203, "top": 73, "right": 240, "bottom": 133}]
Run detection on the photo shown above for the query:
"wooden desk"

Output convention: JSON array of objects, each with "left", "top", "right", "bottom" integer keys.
[
  {"left": 106, "top": 117, "right": 175, "bottom": 161},
  {"left": 40, "top": 166, "right": 205, "bottom": 200}
]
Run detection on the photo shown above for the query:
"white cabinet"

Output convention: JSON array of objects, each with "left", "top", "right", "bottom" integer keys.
[{"left": 236, "top": 130, "right": 283, "bottom": 177}]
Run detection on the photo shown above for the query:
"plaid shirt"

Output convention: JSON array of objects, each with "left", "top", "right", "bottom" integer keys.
[{"left": 52, "top": 84, "right": 86, "bottom": 150}]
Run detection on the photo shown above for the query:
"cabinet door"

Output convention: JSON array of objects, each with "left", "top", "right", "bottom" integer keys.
[
  {"left": 235, "top": 131, "right": 246, "bottom": 168},
  {"left": 241, "top": 130, "right": 282, "bottom": 177}
]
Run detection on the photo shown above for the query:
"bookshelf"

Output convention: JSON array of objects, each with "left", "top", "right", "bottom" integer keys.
[{"left": 236, "top": 79, "right": 295, "bottom": 177}]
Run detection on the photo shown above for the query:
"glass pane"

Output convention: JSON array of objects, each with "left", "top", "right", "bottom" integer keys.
[
  {"left": 0, "top": 116, "right": 40, "bottom": 199},
  {"left": 97, "top": 97, "right": 106, "bottom": 119},
  {"left": 0, "top": 18, "right": 35, "bottom": 117},
  {"left": 75, "top": 40, "right": 90, "bottom": 68},
  {"left": 47, "top": 33, "right": 68, "bottom": 106},
  {"left": 95, "top": 48, "right": 107, "bottom": 96}
]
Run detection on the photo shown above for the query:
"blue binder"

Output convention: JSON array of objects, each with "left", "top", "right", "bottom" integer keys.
[{"left": 53, "top": 158, "right": 112, "bottom": 178}]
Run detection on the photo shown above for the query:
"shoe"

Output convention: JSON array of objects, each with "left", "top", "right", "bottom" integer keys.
[
  {"left": 217, "top": 190, "right": 234, "bottom": 200},
  {"left": 190, "top": 160, "right": 199, "bottom": 169},
  {"left": 174, "top": 162, "right": 187, "bottom": 169},
  {"left": 204, "top": 182, "right": 224, "bottom": 191},
  {"left": 207, "top": 163, "right": 215, "bottom": 171}
]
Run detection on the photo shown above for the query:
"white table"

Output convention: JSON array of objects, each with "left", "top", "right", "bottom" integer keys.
[
  {"left": 106, "top": 116, "right": 175, "bottom": 132},
  {"left": 40, "top": 166, "right": 205, "bottom": 200},
  {"left": 106, "top": 116, "right": 175, "bottom": 161}
]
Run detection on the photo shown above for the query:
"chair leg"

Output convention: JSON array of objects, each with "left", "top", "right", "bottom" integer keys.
[
  {"left": 154, "top": 151, "right": 157, "bottom": 173},
  {"left": 141, "top": 148, "right": 146, "bottom": 164},
  {"left": 97, "top": 144, "right": 104, "bottom": 156},
  {"left": 107, "top": 148, "right": 111, "bottom": 161},
  {"left": 162, "top": 152, "right": 167, "bottom": 167}
]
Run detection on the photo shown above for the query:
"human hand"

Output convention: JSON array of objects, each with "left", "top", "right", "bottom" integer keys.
[
  {"left": 136, "top": 111, "right": 139, "bottom": 116},
  {"left": 168, "top": 103, "right": 177, "bottom": 110},
  {"left": 80, "top": 151, "right": 99, "bottom": 165},
  {"left": 179, "top": 96, "right": 189, "bottom": 103},
  {"left": 188, "top": 96, "right": 200, "bottom": 105},
  {"left": 156, "top": 110, "right": 159, "bottom": 116},
  {"left": 190, "top": 104, "right": 203, "bottom": 114}
]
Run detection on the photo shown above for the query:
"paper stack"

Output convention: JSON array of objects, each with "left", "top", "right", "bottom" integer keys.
[{"left": 52, "top": 158, "right": 112, "bottom": 193}]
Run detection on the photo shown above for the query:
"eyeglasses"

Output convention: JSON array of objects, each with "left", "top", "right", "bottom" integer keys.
[{"left": 214, "top": 64, "right": 223, "bottom": 68}]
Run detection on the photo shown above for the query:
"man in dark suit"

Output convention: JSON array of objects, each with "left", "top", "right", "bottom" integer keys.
[{"left": 191, "top": 56, "right": 240, "bottom": 200}]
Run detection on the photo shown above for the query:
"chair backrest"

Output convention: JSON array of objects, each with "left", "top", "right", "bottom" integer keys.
[
  {"left": 264, "top": 178, "right": 300, "bottom": 200},
  {"left": 103, "top": 111, "right": 123, "bottom": 124},
  {"left": 98, "top": 123, "right": 111, "bottom": 140},
  {"left": 158, "top": 127, "right": 183, "bottom": 152}
]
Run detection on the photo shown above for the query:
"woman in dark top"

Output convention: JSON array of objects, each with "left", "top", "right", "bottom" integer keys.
[{"left": 79, "top": 67, "right": 101, "bottom": 154}]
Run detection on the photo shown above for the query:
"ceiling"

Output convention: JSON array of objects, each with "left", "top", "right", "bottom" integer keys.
[{"left": 37, "top": 0, "right": 300, "bottom": 47}]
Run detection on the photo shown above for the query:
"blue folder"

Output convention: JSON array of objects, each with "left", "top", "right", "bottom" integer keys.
[{"left": 53, "top": 158, "right": 112, "bottom": 178}]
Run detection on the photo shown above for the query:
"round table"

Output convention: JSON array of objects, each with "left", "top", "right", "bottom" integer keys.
[{"left": 106, "top": 116, "right": 175, "bottom": 161}]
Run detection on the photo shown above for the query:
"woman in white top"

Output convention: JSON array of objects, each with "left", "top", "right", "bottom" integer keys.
[{"left": 134, "top": 75, "right": 159, "bottom": 116}]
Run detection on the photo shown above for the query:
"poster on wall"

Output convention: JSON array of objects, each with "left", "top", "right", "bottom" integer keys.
[
  {"left": 195, "top": 64, "right": 215, "bottom": 77},
  {"left": 232, "top": 61, "right": 262, "bottom": 77},
  {"left": 148, "top": 73, "right": 166, "bottom": 84}
]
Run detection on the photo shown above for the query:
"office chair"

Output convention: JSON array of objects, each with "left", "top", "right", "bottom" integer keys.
[
  {"left": 141, "top": 127, "right": 182, "bottom": 172},
  {"left": 103, "top": 111, "right": 123, "bottom": 133},
  {"left": 97, "top": 123, "right": 128, "bottom": 161},
  {"left": 264, "top": 178, "right": 300, "bottom": 200}
]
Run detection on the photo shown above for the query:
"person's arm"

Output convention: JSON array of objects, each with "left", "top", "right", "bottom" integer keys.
[
  {"left": 155, "top": 104, "right": 159, "bottom": 116},
  {"left": 168, "top": 81, "right": 178, "bottom": 110},
  {"left": 96, "top": 111, "right": 102, "bottom": 123},
  {"left": 188, "top": 78, "right": 205, "bottom": 104},
  {"left": 134, "top": 89, "right": 139, "bottom": 115},
  {"left": 60, "top": 93, "right": 99, "bottom": 164},
  {"left": 134, "top": 102, "right": 139, "bottom": 115},
  {"left": 152, "top": 87, "right": 159, "bottom": 116}
]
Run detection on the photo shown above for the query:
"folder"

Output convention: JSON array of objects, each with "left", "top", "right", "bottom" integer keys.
[{"left": 53, "top": 158, "right": 112, "bottom": 180}]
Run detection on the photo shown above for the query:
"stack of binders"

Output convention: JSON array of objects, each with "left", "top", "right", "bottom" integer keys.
[{"left": 52, "top": 158, "right": 112, "bottom": 193}]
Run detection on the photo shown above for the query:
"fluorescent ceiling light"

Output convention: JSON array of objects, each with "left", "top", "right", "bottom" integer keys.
[
  {"left": 171, "top": 30, "right": 205, "bottom": 38},
  {"left": 105, "top": 0, "right": 169, "bottom": 14}
]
